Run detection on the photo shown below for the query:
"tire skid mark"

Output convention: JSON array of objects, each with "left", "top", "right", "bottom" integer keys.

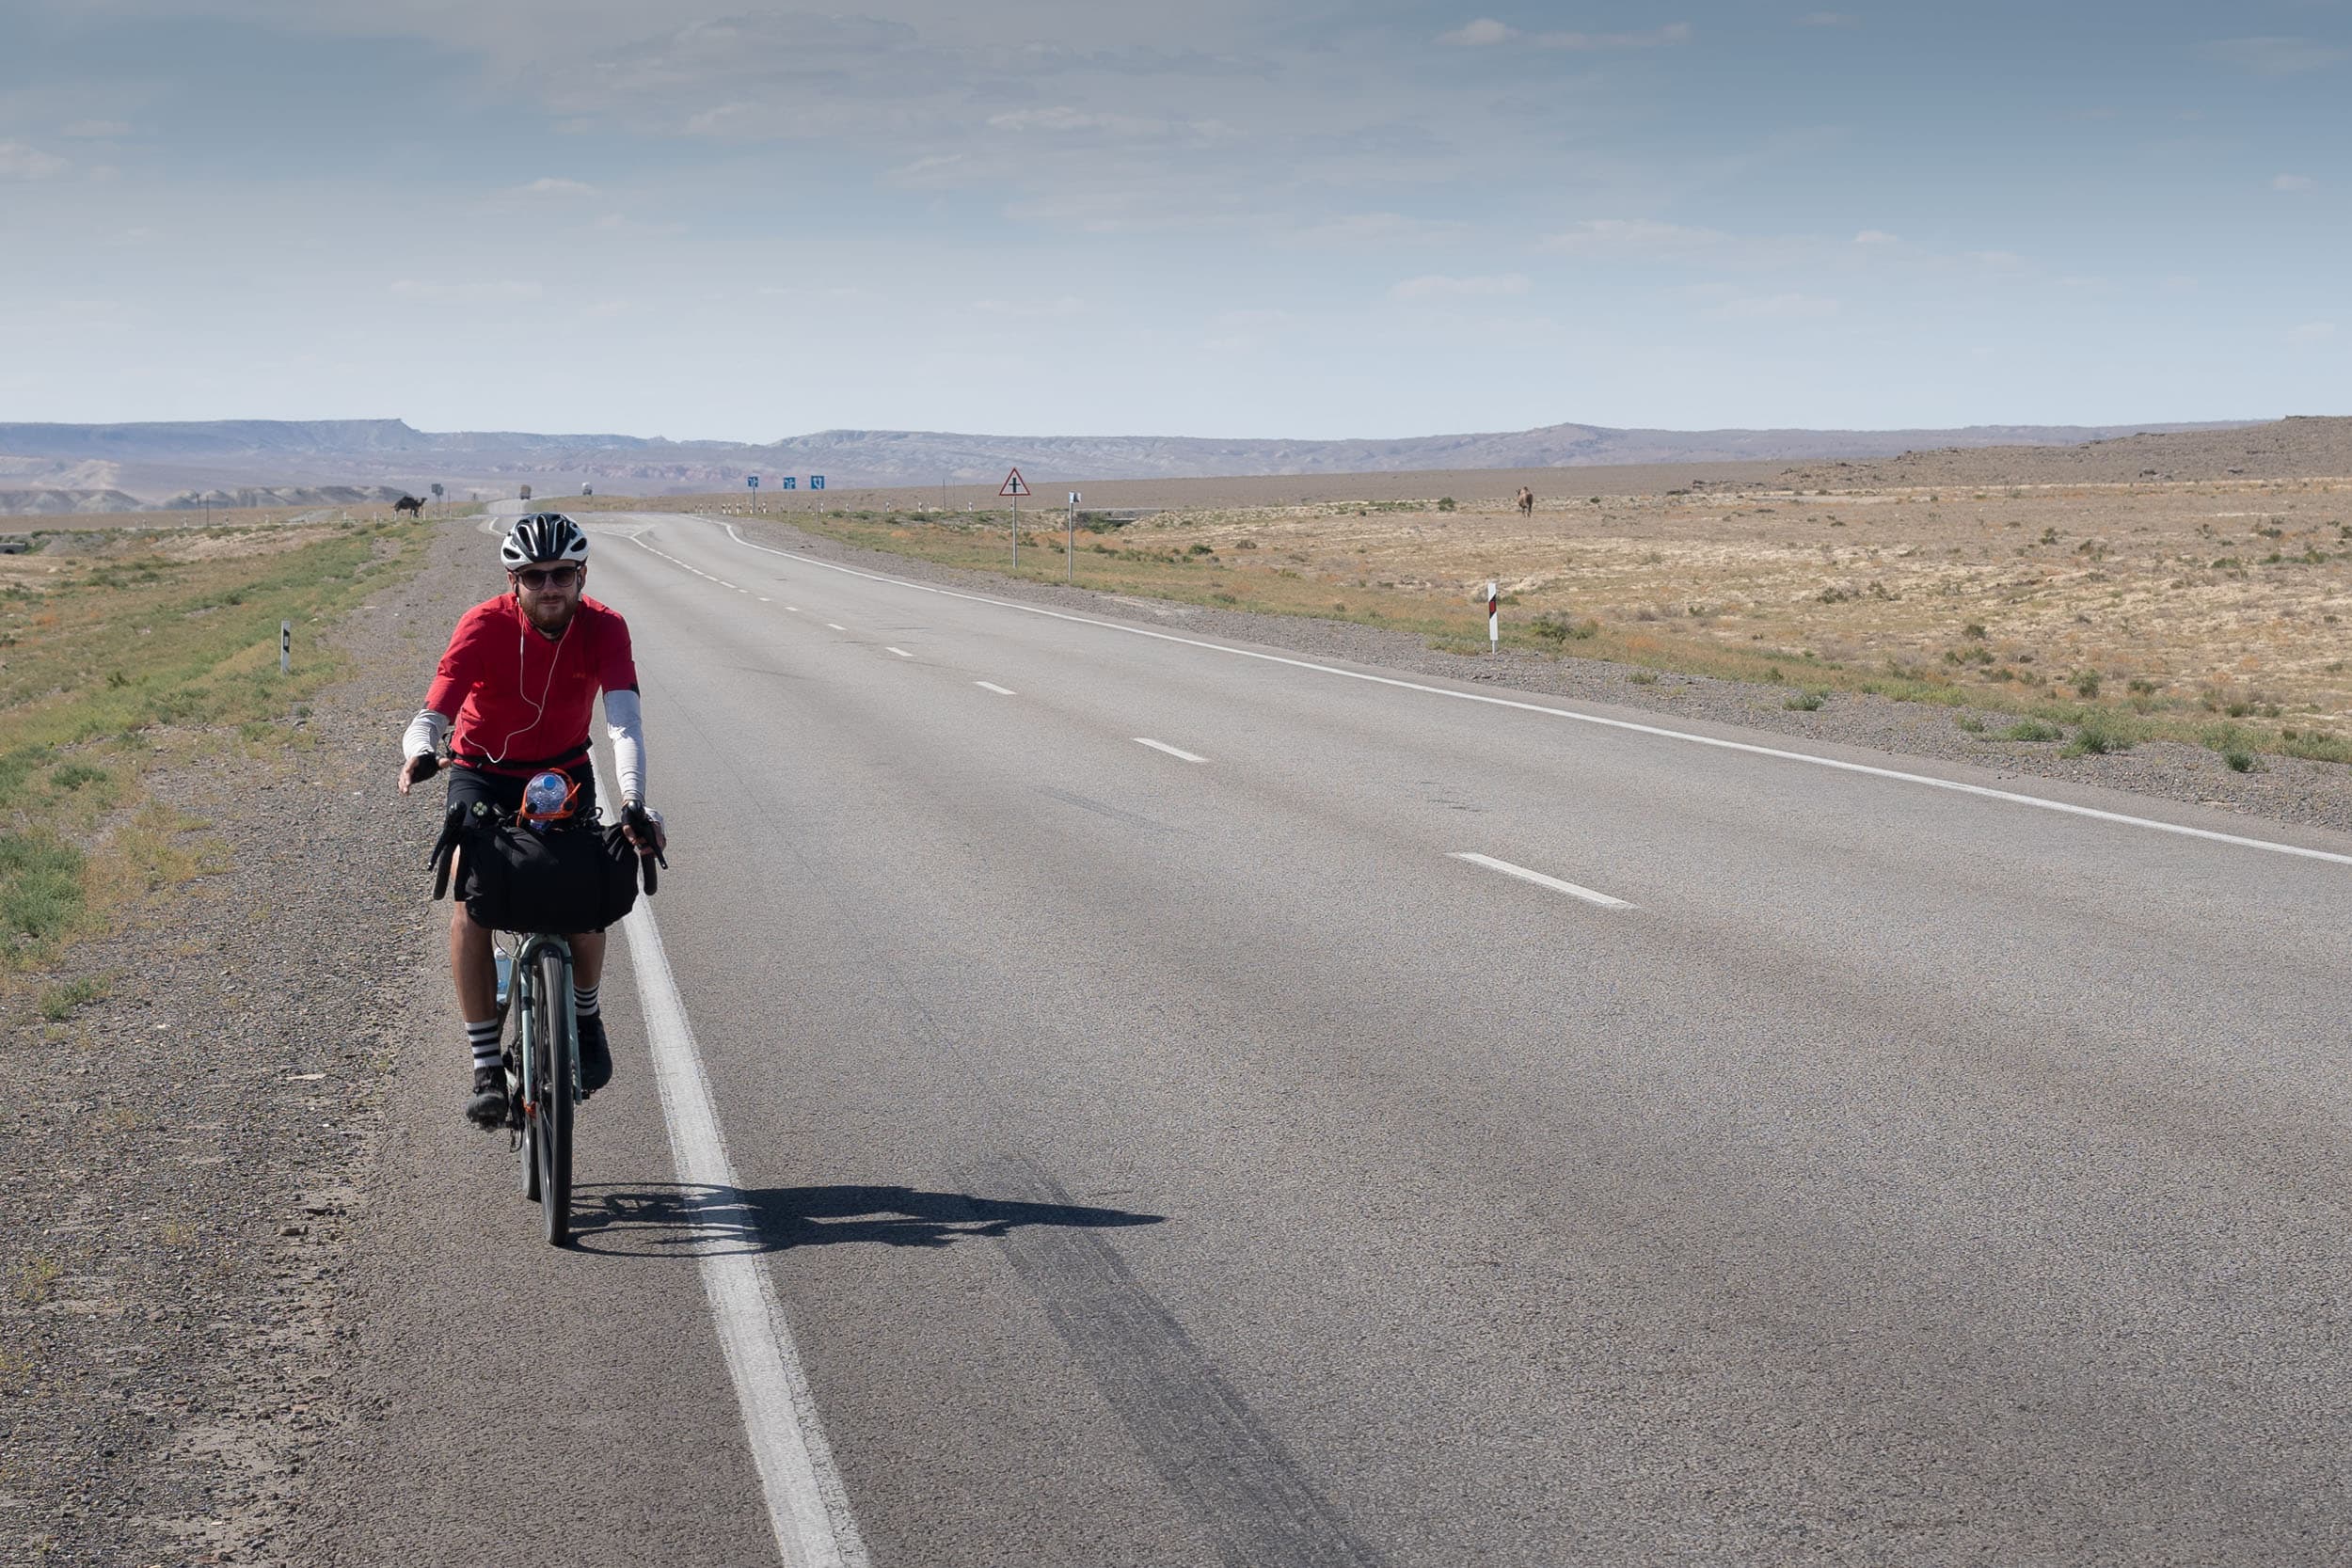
[{"left": 965, "top": 1155, "right": 1387, "bottom": 1568}]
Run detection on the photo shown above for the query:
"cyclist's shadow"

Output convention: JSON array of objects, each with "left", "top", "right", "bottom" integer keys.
[{"left": 565, "top": 1175, "right": 1165, "bottom": 1258}]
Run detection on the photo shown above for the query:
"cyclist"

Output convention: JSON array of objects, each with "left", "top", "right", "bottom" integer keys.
[{"left": 396, "top": 512, "right": 665, "bottom": 1127}]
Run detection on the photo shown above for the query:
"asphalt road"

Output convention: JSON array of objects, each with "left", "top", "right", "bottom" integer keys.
[{"left": 319, "top": 509, "right": 2352, "bottom": 1567}]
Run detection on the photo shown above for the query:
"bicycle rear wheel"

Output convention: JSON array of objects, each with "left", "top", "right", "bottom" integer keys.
[{"left": 531, "top": 944, "right": 573, "bottom": 1246}]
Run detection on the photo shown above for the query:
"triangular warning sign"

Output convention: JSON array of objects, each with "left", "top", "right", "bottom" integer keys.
[{"left": 999, "top": 467, "right": 1031, "bottom": 498}]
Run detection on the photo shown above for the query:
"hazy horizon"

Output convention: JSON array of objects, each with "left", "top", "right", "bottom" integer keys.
[{"left": 3, "top": 2, "right": 2344, "bottom": 442}]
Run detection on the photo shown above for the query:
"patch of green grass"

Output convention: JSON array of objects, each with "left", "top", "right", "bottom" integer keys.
[
  {"left": 1784, "top": 689, "right": 1827, "bottom": 711},
  {"left": 2003, "top": 719, "right": 2063, "bottom": 742},
  {"left": 2225, "top": 750, "right": 2258, "bottom": 772},
  {"left": 2280, "top": 730, "right": 2352, "bottom": 765},
  {"left": 1956, "top": 714, "right": 1987, "bottom": 734},
  {"left": 0, "top": 520, "right": 432, "bottom": 967},
  {"left": 1628, "top": 669, "right": 1661, "bottom": 686},
  {"left": 36, "top": 974, "right": 107, "bottom": 1022},
  {"left": 2061, "top": 711, "right": 2136, "bottom": 757},
  {"left": 0, "top": 832, "right": 84, "bottom": 953},
  {"left": 1530, "top": 610, "right": 1600, "bottom": 643}
]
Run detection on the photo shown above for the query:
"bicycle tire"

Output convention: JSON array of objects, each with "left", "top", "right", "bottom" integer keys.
[{"left": 532, "top": 943, "right": 573, "bottom": 1247}]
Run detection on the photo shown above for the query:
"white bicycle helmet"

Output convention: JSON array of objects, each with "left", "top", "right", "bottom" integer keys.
[{"left": 500, "top": 512, "right": 590, "bottom": 569}]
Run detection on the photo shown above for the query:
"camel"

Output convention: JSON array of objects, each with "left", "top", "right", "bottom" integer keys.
[
  {"left": 1515, "top": 486, "right": 1534, "bottom": 517},
  {"left": 393, "top": 494, "right": 424, "bottom": 517}
]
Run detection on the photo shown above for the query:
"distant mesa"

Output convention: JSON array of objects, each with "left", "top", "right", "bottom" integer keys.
[{"left": 0, "top": 413, "right": 2330, "bottom": 515}]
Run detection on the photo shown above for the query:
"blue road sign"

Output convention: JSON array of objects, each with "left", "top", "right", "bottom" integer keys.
[
  {"left": 810, "top": 475, "right": 826, "bottom": 490},
  {"left": 780, "top": 476, "right": 798, "bottom": 490},
  {"left": 746, "top": 475, "right": 759, "bottom": 489}
]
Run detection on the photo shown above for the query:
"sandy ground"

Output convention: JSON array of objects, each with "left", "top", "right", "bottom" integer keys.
[{"left": 1135, "top": 473, "right": 2352, "bottom": 722}]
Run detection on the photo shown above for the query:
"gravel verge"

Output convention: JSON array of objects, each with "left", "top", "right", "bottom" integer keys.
[
  {"left": 0, "top": 515, "right": 485, "bottom": 1566},
  {"left": 728, "top": 514, "right": 2352, "bottom": 839}
]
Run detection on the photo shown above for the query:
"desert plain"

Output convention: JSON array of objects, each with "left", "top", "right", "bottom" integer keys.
[{"left": 568, "top": 417, "right": 2352, "bottom": 757}]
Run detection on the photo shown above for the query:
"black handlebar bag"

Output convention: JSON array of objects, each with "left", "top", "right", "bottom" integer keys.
[{"left": 454, "top": 813, "right": 642, "bottom": 934}]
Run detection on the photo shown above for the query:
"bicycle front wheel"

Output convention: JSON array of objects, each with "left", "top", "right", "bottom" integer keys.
[{"left": 531, "top": 943, "right": 574, "bottom": 1247}]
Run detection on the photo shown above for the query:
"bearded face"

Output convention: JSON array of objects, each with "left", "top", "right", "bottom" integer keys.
[{"left": 509, "top": 562, "right": 583, "bottom": 636}]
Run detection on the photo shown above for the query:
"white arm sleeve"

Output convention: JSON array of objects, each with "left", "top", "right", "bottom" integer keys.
[
  {"left": 403, "top": 708, "right": 450, "bottom": 761},
  {"left": 604, "top": 688, "right": 646, "bottom": 803}
]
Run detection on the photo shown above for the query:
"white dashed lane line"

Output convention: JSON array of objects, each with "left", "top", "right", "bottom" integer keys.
[
  {"left": 826, "top": 623, "right": 847, "bottom": 632},
  {"left": 1133, "top": 738, "right": 1206, "bottom": 764},
  {"left": 1449, "top": 852, "right": 1633, "bottom": 910},
  {"left": 706, "top": 523, "right": 2352, "bottom": 871},
  {"left": 886, "top": 647, "right": 913, "bottom": 658},
  {"left": 976, "top": 681, "right": 1017, "bottom": 696}
]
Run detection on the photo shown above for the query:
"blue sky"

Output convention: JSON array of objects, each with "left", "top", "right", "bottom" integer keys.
[{"left": 1, "top": 1, "right": 2344, "bottom": 440}]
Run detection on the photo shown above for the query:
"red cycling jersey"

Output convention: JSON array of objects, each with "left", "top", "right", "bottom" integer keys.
[{"left": 426, "top": 593, "right": 639, "bottom": 776}]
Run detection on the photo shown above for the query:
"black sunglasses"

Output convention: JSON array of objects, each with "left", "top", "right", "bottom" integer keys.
[{"left": 513, "top": 565, "right": 580, "bottom": 589}]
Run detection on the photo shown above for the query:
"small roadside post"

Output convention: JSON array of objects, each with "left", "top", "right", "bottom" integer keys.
[
  {"left": 280, "top": 620, "right": 292, "bottom": 675},
  {"left": 1067, "top": 491, "right": 1080, "bottom": 583},
  {"left": 430, "top": 482, "right": 443, "bottom": 514},
  {"left": 1487, "top": 582, "right": 1500, "bottom": 654},
  {"left": 1001, "top": 467, "right": 1030, "bottom": 570},
  {"left": 747, "top": 474, "right": 760, "bottom": 515}
]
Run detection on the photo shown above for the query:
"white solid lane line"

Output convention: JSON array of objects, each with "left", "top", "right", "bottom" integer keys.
[
  {"left": 1449, "top": 852, "right": 1634, "bottom": 910},
  {"left": 707, "top": 523, "right": 2352, "bottom": 869},
  {"left": 885, "top": 647, "right": 913, "bottom": 658},
  {"left": 976, "top": 681, "right": 1016, "bottom": 695},
  {"left": 1134, "top": 738, "right": 1207, "bottom": 763},
  {"left": 595, "top": 759, "right": 871, "bottom": 1568}
]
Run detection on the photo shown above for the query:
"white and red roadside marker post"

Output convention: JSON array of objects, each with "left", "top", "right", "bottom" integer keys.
[
  {"left": 1487, "top": 582, "right": 1500, "bottom": 653},
  {"left": 1067, "top": 491, "right": 1080, "bottom": 584}
]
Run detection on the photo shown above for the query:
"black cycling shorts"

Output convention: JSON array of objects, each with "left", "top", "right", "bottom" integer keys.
[{"left": 445, "top": 760, "right": 598, "bottom": 822}]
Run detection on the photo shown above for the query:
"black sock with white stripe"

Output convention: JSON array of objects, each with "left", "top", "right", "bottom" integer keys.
[
  {"left": 572, "top": 981, "right": 599, "bottom": 1020},
  {"left": 466, "top": 1017, "right": 501, "bottom": 1076}
]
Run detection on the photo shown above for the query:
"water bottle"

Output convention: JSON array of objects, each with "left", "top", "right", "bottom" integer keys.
[{"left": 521, "top": 769, "right": 569, "bottom": 829}]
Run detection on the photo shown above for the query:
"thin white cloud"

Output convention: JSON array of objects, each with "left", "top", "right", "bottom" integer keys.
[
  {"left": 973, "top": 295, "right": 1093, "bottom": 318},
  {"left": 61, "top": 119, "right": 131, "bottom": 138},
  {"left": 2201, "top": 36, "right": 2346, "bottom": 76},
  {"left": 991, "top": 105, "right": 1117, "bottom": 133},
  {"left": 1541, "top": 217, "right": 1725, "bottom": 255},
  {"left": 0, "top": 140, "right": 68, "bottom": 179},
  {"left": 2289, "top": 321, "right": 2337, "bottom": 343},
  {"left": 1203, "top": 307, "right": 1295, "bottom": 355},
  {"left": 1438, "top": 18, "right": 1690, "bottom": 48},
  {"left": 1702, "top": 292, "right": 1838, "bottom": 321},
  {"left": 1853, "top": 229, "right": 1899, "bottom": 245},
  {"left": 389, "top": 278, "right": 543, "bottom": 302},
  {"left": 1965, "top": 249, "right": 2026, "bottom": 270},
  {"left": 1279, "top": 212, "right": 1472, "bottom": 248},
  {"left": 2271, "top": 173, "right": 2314, "bottom": 191},
  {"left": 1390, "top": 272, "right": 1529, "bottom": 301},
  {"left": 519, "top": 176, "right": 600, "bottom": 196},
  {"left": 1436, "top": 18, "right": 1515, "bottom": 46},
  {"left": 985, "top": 105, "right": 1232, "bottom": 144}
]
